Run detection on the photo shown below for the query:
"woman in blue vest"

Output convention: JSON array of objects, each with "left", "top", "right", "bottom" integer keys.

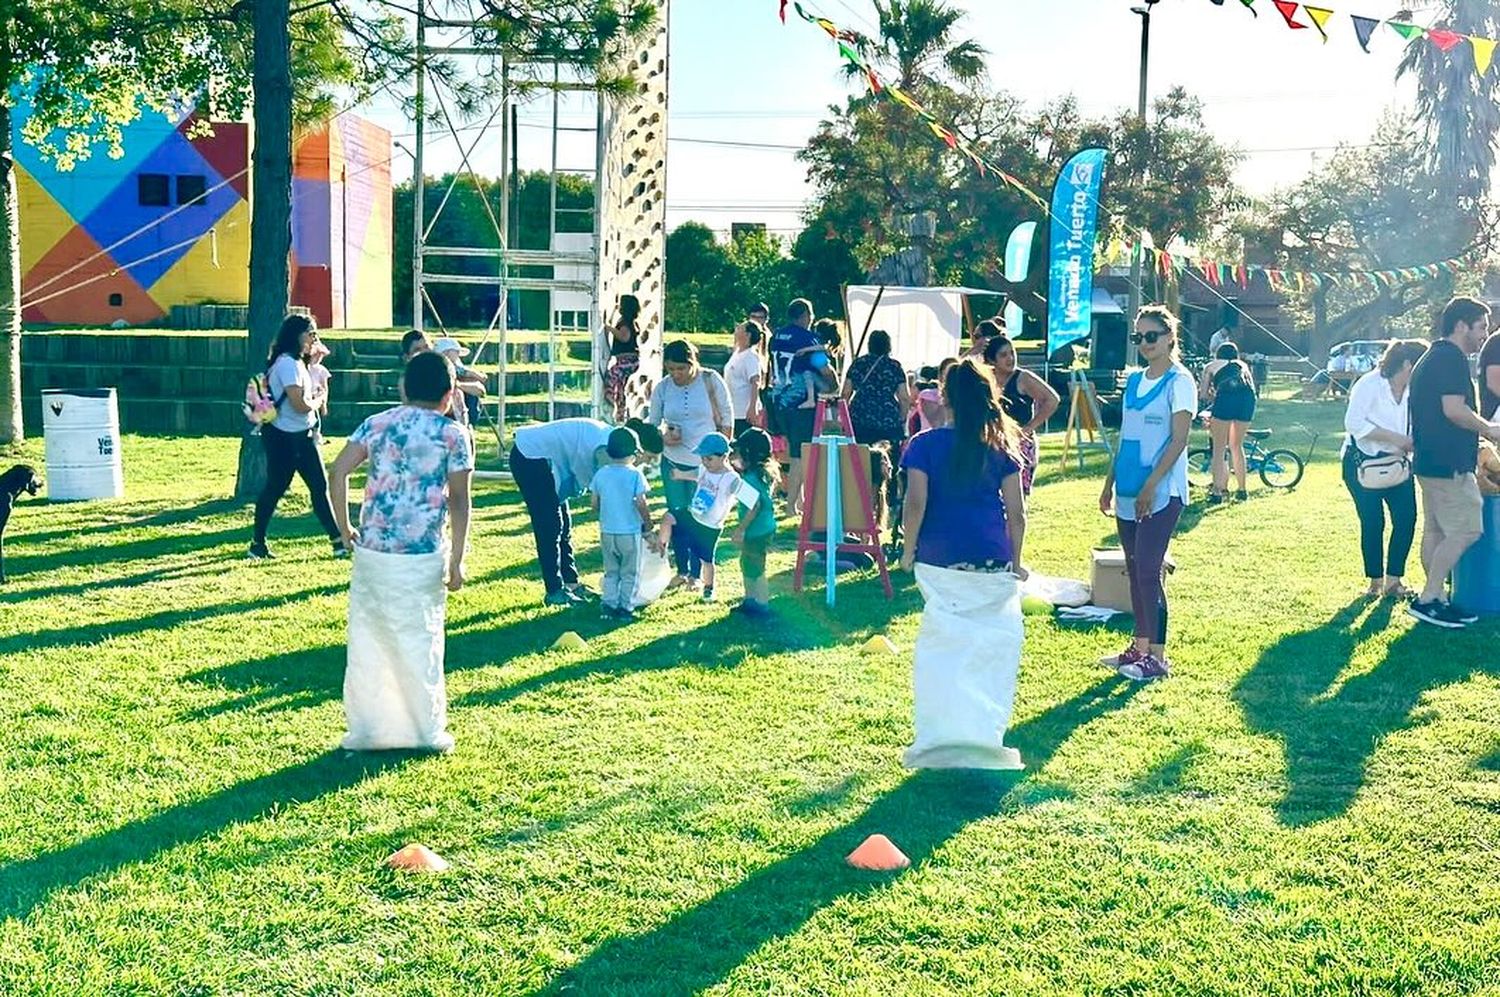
[{"left": 1099, "top": 305, "right": 1197, "bottom": 682}]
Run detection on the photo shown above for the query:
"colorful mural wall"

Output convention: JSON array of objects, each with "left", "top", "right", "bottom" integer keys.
[
  {"left": 15, "top": 107, "right": 391, "bottom": 329},
  {"left": 290, "top": 116, "right": 393, "bottom": 330}
]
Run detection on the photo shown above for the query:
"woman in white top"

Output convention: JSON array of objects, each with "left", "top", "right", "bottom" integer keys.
[
  {"left": 648, "top": 339, "right": 734, "bottom": 588},
  {"left": 1098, "top": 306, "right": 1198, "bottom": 683},
  {"left": 724, "top": 320, "right": 766, "bottom": 438},
  {"left": 250, "top": 315, "right": 345, "bottom": 560},
  {"left": 1342, "top": 339, "right": 1428, "bottom": 599}
]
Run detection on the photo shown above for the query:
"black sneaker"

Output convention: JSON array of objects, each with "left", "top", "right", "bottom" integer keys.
[
  {"left": 1234, "top": 490, "right": 1249, "bottom": 501},
  {"left": 1408, "top": 600, "right": 1464, "bottom": 629},
  {"left": 331, "top": 538, "right": 350, "bottom": 559},
  {"left": 1448, "top": 602, "right": 1480, "bottom": 624},
  {"left": 247, "top": 542, "right": 273, "bottom": 561}
]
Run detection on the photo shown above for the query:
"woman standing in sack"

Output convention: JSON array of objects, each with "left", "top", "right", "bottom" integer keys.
[
  {"left": 1099, "top": 306, "right": 1197, "bottom": 683},
  {"left": 1341, "top": 339, "right": 1427, "bottom": 599},
  {"left": 1198, "top": 341, "right": 1258, "bottom": 504},
  {"left": 899, "top": 358, "right": 1028, "bottom": 770},
  {"left": 250, "top": 314, "right": 346, "bottom": 560},
  {"left": 648, "top": 339, "right": 734, "bottom": 590}
]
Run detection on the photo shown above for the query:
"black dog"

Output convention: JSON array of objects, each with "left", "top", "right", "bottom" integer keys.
[{"left": 0, "top": 464, "right": 42, "bottom": 584}]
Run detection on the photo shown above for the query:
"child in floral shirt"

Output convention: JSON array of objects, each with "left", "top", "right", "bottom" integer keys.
[{"left": 328, "top": 351, "right": 474, "bottom": 753}]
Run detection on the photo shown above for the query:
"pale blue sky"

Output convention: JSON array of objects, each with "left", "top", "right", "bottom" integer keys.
[{"left": 364, "top": 0, "right": 1442, "bottom": 240}]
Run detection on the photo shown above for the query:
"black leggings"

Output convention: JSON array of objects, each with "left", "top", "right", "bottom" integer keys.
[
  {"left": 253, "top": 425, "right": 340, "bottom": 546},
  {"left": 1343, "top": 448, "right": 1417, "bottom": 579}
]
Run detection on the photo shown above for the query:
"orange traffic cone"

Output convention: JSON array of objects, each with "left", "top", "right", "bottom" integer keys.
[
  {"left": 385, "top": 843, "right": 450, "bottom": 872},
  {"left": 845, "top": 833, "right": 910, "bottom": 871}
]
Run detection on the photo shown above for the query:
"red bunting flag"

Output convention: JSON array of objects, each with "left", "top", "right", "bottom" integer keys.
[
  {"left": 1303, "top": 6, "right": 1334, "bottom": 41},
  {"left": 1272, "top": 1, "right": 1308, "bottom": 30},
  {"left": 780, "top": 0, "right": 788, "bottom": 23},
  {"left": 1428, "top": 29, "right": 1464, "bottom": 52}
]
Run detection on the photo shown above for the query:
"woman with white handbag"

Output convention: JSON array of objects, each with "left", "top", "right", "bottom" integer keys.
[{"left": 1342, "top": 340, "right": 1430, "bottom": 599}]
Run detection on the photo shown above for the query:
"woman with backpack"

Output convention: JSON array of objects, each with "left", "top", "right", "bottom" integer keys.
[
  {"left": 1198, "top": 341, "right": 1258, "bottom": 504},
  {"left": 648, "top": 339, "right": 734, "bottom": 590},
  {"left": 249, "top": 314, "right": 347, "bottom": 560}
]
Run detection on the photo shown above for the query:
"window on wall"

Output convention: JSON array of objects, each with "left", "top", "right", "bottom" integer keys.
[
  {"left": 176, "top": 174, "right": 207, "bottom": 206},
  {"left": 138, "top": 174, "right": 170, "bottom": 206},
  {"left": 108, "top": 293, "right": 123, "bottom": 307}
]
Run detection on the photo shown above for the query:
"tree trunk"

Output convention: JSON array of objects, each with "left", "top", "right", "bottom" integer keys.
[
  {"left": 0, "top": 103, "right": 24, "bottom": 447},
  {"left": 234, "top": 0, "right": 294, "bottom": 499}
]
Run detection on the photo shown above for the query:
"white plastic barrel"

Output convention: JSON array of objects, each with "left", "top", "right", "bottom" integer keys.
[{"left": 41, "top": 388, "right": 124, "bottom": 501}]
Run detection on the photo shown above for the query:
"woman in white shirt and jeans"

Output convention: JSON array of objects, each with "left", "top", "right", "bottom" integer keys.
[
  {"left": 1342, "top": 339, "right": 1428, "bottom": 599},
  {"left": 724, "top": 320, "right": 766, "bottom": 437},
  {"left": 251, "top": 315, "right": 345, "bottom": 560}
]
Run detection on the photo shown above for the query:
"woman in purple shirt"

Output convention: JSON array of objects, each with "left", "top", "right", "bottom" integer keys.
[{"left": 899, "top": 358, "right": 1028, "bottom": 574}]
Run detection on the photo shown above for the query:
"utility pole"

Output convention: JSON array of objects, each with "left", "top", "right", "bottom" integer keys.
[{"left": 1126, "top": 0, "right": 1160, "bottom": 366}]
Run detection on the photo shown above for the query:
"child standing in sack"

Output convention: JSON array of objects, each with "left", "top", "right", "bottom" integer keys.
[
  {"left": 591, "top": 427, "right": 655, "bottom": 620},
  {"left": 657, "top": 431, "right": 741, "bottom": 602},
  {"left": 730, "top": 427, "right": 779, "bottom": 618}
]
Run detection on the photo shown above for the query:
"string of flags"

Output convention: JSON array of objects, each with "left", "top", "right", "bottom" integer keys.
[
  {"left": 780, "top": 0, "right": 1480, "bottom": 293},
  {"left": 1140, "top": 247, "right": 1477, "bottom": 294},
  {"left": 1213, "top": 0, "right": 1498, "bottom": 77}
]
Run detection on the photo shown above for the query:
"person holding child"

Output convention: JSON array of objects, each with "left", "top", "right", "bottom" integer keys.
[
  {"left": 648, "top": 339, "right": 734, "bottom": 590},
  {"left": 730, "top": 427, "right": 780, "bottom": 617},
  {"left": 591, "top": 427, "right": 656, "bottom": 620},
  {"left": 328, "top": 351, "right": 474, "bottom": 753},
  {"left": 657, "top": 431, "right": 741, "bottom": 601}
]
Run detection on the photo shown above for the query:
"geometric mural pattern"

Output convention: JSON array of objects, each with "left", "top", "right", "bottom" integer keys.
[{"left": 17, "top": 105, "right": 392, "bottom": 329}]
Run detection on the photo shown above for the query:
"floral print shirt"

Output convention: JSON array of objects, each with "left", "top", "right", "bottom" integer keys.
[{"left": 349, "top": 406, "right": 474, "bottom": 554}]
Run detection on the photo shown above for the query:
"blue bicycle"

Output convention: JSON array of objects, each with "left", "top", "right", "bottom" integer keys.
[{"left": 1187, "top": 427, "right": 1307, "bottom": 491}]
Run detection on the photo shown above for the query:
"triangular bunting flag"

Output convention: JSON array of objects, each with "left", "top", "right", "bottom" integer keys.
[
  {"left": 1387, "top": 21, "right": 1425, "bottom": 42},
  {"left": 779, "top": 0, "right": 788, "bottom": 23},
  {"left": 1241, "top": 0, "right": 1259, "bottom": 17},
  {"left": 866, "top": 68, "right": 884, "bottom": 93},
  {"left": 837, "top": 40, "right": 861, "bottom": 63},
  {"left": 1272, "top": 1, "right": 1308, "bottom": 30},
  {"left": 1351, "top": 15, "right": 1379, "bottom": 52},
  {"left": 1429, "top": 29, "right": 1465, "bottom": 53},
  {"left": 1304, "top": 6, "right": 1334, "bottom": 41}
]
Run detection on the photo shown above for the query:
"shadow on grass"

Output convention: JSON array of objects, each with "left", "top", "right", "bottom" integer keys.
[
  {"left": 0, "top": 584, "right": 345, "bottom": 657},
  {"left": 533, "top": 677, "right": 1138, "bottom": 996},
  {"left": 11, "top": 497, "right": 244, "bottom": 547},
  {"left": 0, "top": 749, "right": 419, "bottom": 921},
  {"left": 0, "top": 558, "right": 235, "bottom": 605},
  {"left": 185, "top": 572, "right": 902, "bottom": 720},
  {"left": 6, "top": 523, "right": 250, "bottom": 575},
  {"left": 1234, "top": 597, "right": 1500, "bottom": 825}
]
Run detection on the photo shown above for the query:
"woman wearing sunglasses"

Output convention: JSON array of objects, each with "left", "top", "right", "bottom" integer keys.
[{"left": 1099, "top": 306, "right": 1198, "bottom": 681}]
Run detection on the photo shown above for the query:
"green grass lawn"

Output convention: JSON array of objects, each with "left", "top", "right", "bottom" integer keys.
[{"left": 1, "top": 395, "right": 1498, "bottom": 995}]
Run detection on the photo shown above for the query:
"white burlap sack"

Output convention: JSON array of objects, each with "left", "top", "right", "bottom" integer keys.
[
  {"left": 631, "top": 544, "right": 673, "bottom": 609},
  {"left": 342, "top": 546, "right": 454, "bottom": 753},
  {"left": 903, "top": 563, "right": 1025, "bottom": 770}
]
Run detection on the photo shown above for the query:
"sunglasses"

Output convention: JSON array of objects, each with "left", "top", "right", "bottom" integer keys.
[{"left": 1130, "top": 329, "right": 1170, "bottom": 346}]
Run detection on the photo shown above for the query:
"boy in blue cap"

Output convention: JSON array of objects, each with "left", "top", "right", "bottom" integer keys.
[
  {"left": 658, "top": 431, "right": 742, "bottom": 601},
  {"left": 590, "top": 426, "right": 655, "bottom": 619}
]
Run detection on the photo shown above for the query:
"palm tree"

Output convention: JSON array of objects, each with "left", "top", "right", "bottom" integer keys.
[
  {"left": 1396, "top": 0, "right": 1500, "bottom": 207},
  {"left": 861, "top": 0, "right": 987, "bottom": 94}
]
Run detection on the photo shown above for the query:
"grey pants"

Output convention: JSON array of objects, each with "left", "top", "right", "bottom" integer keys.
[{"left": 601, "top": 533, "right": 643, "bottom": 610}]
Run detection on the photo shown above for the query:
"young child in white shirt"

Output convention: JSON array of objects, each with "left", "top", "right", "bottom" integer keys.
[
  {"left": 657, "top": 432, "right": 741, "bottom": 601},
  {"left": 307, "top": 339, "right": 332, "bottom": 445}
]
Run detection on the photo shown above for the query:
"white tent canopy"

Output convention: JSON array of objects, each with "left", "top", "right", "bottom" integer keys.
[{"left": 844, "top": 285, "right": 997, "bottom": 372}]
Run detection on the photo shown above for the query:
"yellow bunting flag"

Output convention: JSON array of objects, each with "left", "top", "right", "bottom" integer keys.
[
  {"left": 1303, "top": 6, "right": 1334, "bottom": 42},
  {"left": 1472, "top": 35, "right": 1498, "bottom": 76}
]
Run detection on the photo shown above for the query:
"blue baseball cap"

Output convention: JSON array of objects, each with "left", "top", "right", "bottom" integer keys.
[{"left": 694, "top": 432, "right": 731, "bottom": 457}]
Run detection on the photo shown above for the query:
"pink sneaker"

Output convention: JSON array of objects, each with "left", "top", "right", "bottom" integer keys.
[
  {"left": 1120, "top": 654, "right": 1170, "bottom": 682},
  {"left": 1099, "top": 644, "right": 1146, "bottom": 670}
]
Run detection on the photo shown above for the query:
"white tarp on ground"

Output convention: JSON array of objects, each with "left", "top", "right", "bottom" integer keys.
[{"left": 845, "top": 285, "right": 994, "bottom": 372}]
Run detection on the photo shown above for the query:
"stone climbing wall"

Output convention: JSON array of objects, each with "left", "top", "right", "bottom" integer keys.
[{"left": 594, "top": 0, "right": 668, "bottom": 421}]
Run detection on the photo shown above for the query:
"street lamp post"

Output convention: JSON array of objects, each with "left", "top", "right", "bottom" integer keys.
[{"left": 1125, "top": 0, "right": 1160, "bottom": 366}]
